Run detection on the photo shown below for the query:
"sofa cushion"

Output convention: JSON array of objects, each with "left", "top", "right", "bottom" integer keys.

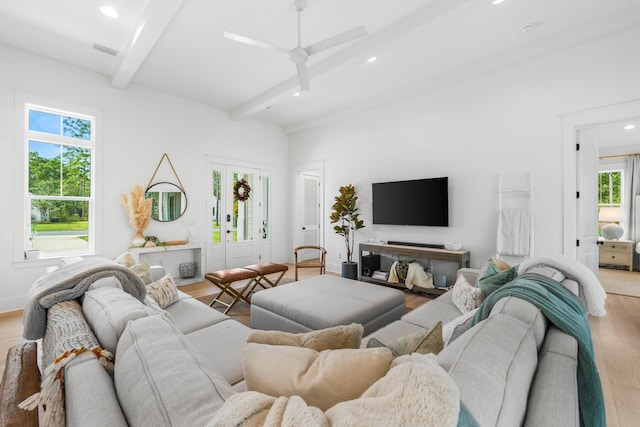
[
  {"left": 145, "top": 274, "right": 178, "bottom": 308},
  {"left": 361, "top": 319, "right": 429, "bottom": 348},
  {"left": 82, "top": 287, "right": 154, "bottom": 354},
  {"left": 115, "top": 315, "right": 235, "bottom": 427},
  {"left": 164, "top": 297, "right": 230, "bottom": 334},
  {"left": 451, "top": 274, "right": 484, "bottom": 314},
  {"left": 437, "top": 314, "right": 539, "bottom": 427},
  {"left": 488, "top": 296, "right": 547, "bottom": 350},
  {"left": 401, "top": 292, "right": 462, "bottom": 329},
  {"left": 65, "top": 353, "right": 128, "bottom": 427},
  {"left": 185, "top": 319, "right": 252, "bottom": 386},
  {"left": 367, "top": 321, "right": 443, "bottom": 356},
  {"left": 243, "top": 343, "right": 393, "bottom": 411},
  {"left": 247, "top": 323, "right": 363, "bottom": 351},
  {"left": 525, "top": 327, "right": 579, "bottom": 427}
]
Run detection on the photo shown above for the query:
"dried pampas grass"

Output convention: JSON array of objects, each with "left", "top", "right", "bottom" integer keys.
[{"left": 122, "top": 185, "right": 152, "bottom": 235}]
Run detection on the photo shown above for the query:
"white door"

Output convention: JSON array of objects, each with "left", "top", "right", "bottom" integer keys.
[
  {"left": 576, "top": 130, "right": 600, "bottom": 274},
  {"left": 225, "top": 167, "right": 260, "bottom": 268},
  {"left": 300, "top": 176, "right": 320, "bottom": 260},
  {"left": 206, "top": 161, "right": 269, "bottom": 271}
]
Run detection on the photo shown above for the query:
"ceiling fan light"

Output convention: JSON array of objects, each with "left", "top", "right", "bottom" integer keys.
[
  {"left": 367, "top": 56, "right": 377, "bottom": 63},
  {"left": 99, "top": 6, "right": 120, "bottom": 19}
]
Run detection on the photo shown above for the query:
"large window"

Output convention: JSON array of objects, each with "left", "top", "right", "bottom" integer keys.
[{"left": 17, "top": 96, "right": 99, "bottom": 260}]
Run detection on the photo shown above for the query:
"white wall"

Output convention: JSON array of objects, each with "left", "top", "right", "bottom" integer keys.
[
  {"left": 0, "top": 45, "right": 288, "bottom": 312},
  {"left": 289, "top": 27, "right": 640, "bottom": 278}
]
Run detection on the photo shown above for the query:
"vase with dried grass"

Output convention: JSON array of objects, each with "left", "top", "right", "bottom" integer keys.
[{"left": 122, "top": 185, "right": 152, "bottom": 247}]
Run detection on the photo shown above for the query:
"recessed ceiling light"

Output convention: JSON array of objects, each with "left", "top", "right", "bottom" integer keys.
[
  {"left": 624, "top": 124, "right": 635, "bottom": 130},
  {"left": 491, "top": 0, "right": 505, "bottom": 5},
  {"left": 100, "top": 6, "right": 120, "bottom": 18},
  {"left": 367, "top": 56, "right": 377, "bottom": 63},
  {"left": 293, "top": 92, "right": 301, "bottom": 97}
]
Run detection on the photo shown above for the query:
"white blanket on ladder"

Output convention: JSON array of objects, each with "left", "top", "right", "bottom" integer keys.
[{"left": 497, "top": 208, "right": 532, "bottom": 257}]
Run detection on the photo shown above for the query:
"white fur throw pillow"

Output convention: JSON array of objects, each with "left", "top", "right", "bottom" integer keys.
[
  {"left": 243, "top": 343, "right": 393, "bottom": 411},
  {"left": 146, "top": 274, "right": 179, "bottom": 309},
  {"left": 451, "top": 274, "right": 484, "bottom": 314}
]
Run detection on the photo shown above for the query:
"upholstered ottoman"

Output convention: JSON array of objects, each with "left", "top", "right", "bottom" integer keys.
[{"left": 250, "top": 275, "right": 406, "bottom": 335}]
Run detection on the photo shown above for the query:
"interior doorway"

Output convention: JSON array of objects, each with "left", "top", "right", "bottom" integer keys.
[
  {"left": 562, "top": 100, "right": 640, "bottom": 270},
  {"left": 293, "top": 161, "right": 324, "bottom": 260}
]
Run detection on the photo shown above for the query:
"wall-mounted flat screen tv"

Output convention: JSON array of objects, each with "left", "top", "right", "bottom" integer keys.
[{"left": 372, "top": 177, "right": 448, "bottom": 226}]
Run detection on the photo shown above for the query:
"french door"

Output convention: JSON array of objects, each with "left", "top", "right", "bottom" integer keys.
[{"left": 206, "top": 160, "right": 271, "bottom": 271}]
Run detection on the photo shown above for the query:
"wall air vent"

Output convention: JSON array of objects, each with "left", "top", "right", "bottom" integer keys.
[{"left": 93, "top": 43, "right": 118, "bottom": 56}]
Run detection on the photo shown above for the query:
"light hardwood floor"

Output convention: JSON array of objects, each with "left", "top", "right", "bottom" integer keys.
[{"left": 1, "top": 265, "right": 638, "bottom": 426}]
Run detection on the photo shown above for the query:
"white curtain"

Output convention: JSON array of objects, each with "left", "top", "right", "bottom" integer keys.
[{"left": 624, "top": 155, "right": 640, "bottom": 269}]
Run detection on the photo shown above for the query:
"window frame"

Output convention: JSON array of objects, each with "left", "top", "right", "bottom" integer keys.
[
  {"left": 597, "top": 169, "right": 623, "bottom": 209},
  {"left": 13, "top": 92, "right": 102, "bottom": 263}
]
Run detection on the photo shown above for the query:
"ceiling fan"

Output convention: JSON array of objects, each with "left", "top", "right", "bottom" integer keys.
[{"left": 224, "top": 0, "right": 367, "bottom": 91}]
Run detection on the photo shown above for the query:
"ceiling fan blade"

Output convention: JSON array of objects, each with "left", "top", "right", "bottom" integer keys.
[
  {"left": 296, "top": 62, "right": 311, "bottom": 91},
  {"left": 305, "top": 26, "right": 367, "bottom": 56},
  {"left": 223, "top": 31, "right": 289, "bottom": 54}
]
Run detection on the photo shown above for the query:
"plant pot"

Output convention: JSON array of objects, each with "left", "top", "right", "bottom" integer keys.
[
  {"left": 342, "top": 262, "right": 358, "bottom": 280},
  {"left": 25, "top": 250, "right": 42, "bottom": 260}
]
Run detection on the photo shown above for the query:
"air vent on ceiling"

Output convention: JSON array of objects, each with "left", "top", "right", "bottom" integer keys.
[{"left": 93, "top": 43, "right": 118, "bottom": 56}]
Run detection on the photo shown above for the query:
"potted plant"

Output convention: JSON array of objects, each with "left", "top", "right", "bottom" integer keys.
[{"left": 330, "top": 184, "right": 365, "bottom": 279}]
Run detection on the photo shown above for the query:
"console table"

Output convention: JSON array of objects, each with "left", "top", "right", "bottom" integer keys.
[
  {"left": 358, "top": 242, "right": 471, "bottom": 297},
  {"left": 130, "top": 243, "right": 204, "bottom": 286}
]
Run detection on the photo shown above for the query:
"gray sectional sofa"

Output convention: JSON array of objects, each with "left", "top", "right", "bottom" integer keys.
[
  {"left": 3, "top": 264, "right": 597, "bottom": 426},
  {"left": 365, "top": 268, "right": 583, "bottom": 426}
]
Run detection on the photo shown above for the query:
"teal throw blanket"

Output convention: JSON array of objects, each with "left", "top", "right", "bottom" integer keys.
[{"left": 471, "top": 273, "right": 605, "bottom": 427}]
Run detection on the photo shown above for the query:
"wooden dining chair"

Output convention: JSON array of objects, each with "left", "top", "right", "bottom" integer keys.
[{"left": 293, "top": 245, "right": 327, "bottom": 281}]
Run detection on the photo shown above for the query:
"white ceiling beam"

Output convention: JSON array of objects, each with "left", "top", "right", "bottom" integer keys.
[
  {"left": 228, "top": 0, "right": 476, "bottom": 121},
  {"left": 111, "top": 0, "right": 185, "bottom": 89}
]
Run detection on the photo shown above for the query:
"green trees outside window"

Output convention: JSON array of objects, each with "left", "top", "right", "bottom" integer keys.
[{"left": 26, "top": 108, "right": 94, "bottom": 256}]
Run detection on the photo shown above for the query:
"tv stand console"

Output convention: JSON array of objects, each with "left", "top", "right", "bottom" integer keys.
[{"left": 359, "top": 242, "right": 471, "bottom": 297}]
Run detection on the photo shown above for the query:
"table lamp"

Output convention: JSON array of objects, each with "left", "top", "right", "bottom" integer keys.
[{"left": 599, "top": 207, "right": 624, "bottom": 240}]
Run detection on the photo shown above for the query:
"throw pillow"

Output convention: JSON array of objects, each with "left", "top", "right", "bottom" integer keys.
[
  {"left": 477, "top": 258, "right": 509, "bottom": 282},
  {"left": 114, "top": 251, "right": 135, "bottom": 268},
  {"left": 478, "top": 266, "right": 518, "bottom": 296},
  {"left": 243, "top": 343, "right": 393, "bottom": 411},
  {"left": 451, "top": 274, "right": 484, "bottom": 314},
  {"left": 146, "top": 274, "right": 179, "bottom": 309},
  {"left": 442, "top": 308, "right": 478, "bottom": 345},
  {"left": 367, "top": 321, "right": 443, "bottom": 356},
  {"left": 246, "top": 323, "right": 363, "bottom": 351},
  {"left": 130, "top": 258, "right": 152, "bottom": 285}
]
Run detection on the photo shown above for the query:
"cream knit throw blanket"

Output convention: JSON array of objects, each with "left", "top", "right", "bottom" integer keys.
[
  {"left": 19, "top": 300, "right": 113, "bottom": 427},
  {"left": 208, "top": 353, "right": 460, "bottom": 427}
]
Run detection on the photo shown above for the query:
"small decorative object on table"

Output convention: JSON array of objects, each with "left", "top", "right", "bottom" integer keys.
[
  {"left": 179, "top": 262, "right": 197, "bottom": 279},
  {"left": 444, "top": 242, "right": 462, "bottom": 251}
]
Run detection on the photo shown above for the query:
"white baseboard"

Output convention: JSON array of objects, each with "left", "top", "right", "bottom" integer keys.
[{"left": 0, "top": 295, "right": 26, "bottom": 314}]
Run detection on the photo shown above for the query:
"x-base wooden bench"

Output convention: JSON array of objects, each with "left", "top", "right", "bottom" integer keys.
[{"left": 204, "top": 263, "right": 288, "bottom": 314}]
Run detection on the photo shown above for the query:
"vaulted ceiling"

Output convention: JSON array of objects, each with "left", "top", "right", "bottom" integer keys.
[{"left": 1, "top": 0, "right": 639, "bottom": 135}]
